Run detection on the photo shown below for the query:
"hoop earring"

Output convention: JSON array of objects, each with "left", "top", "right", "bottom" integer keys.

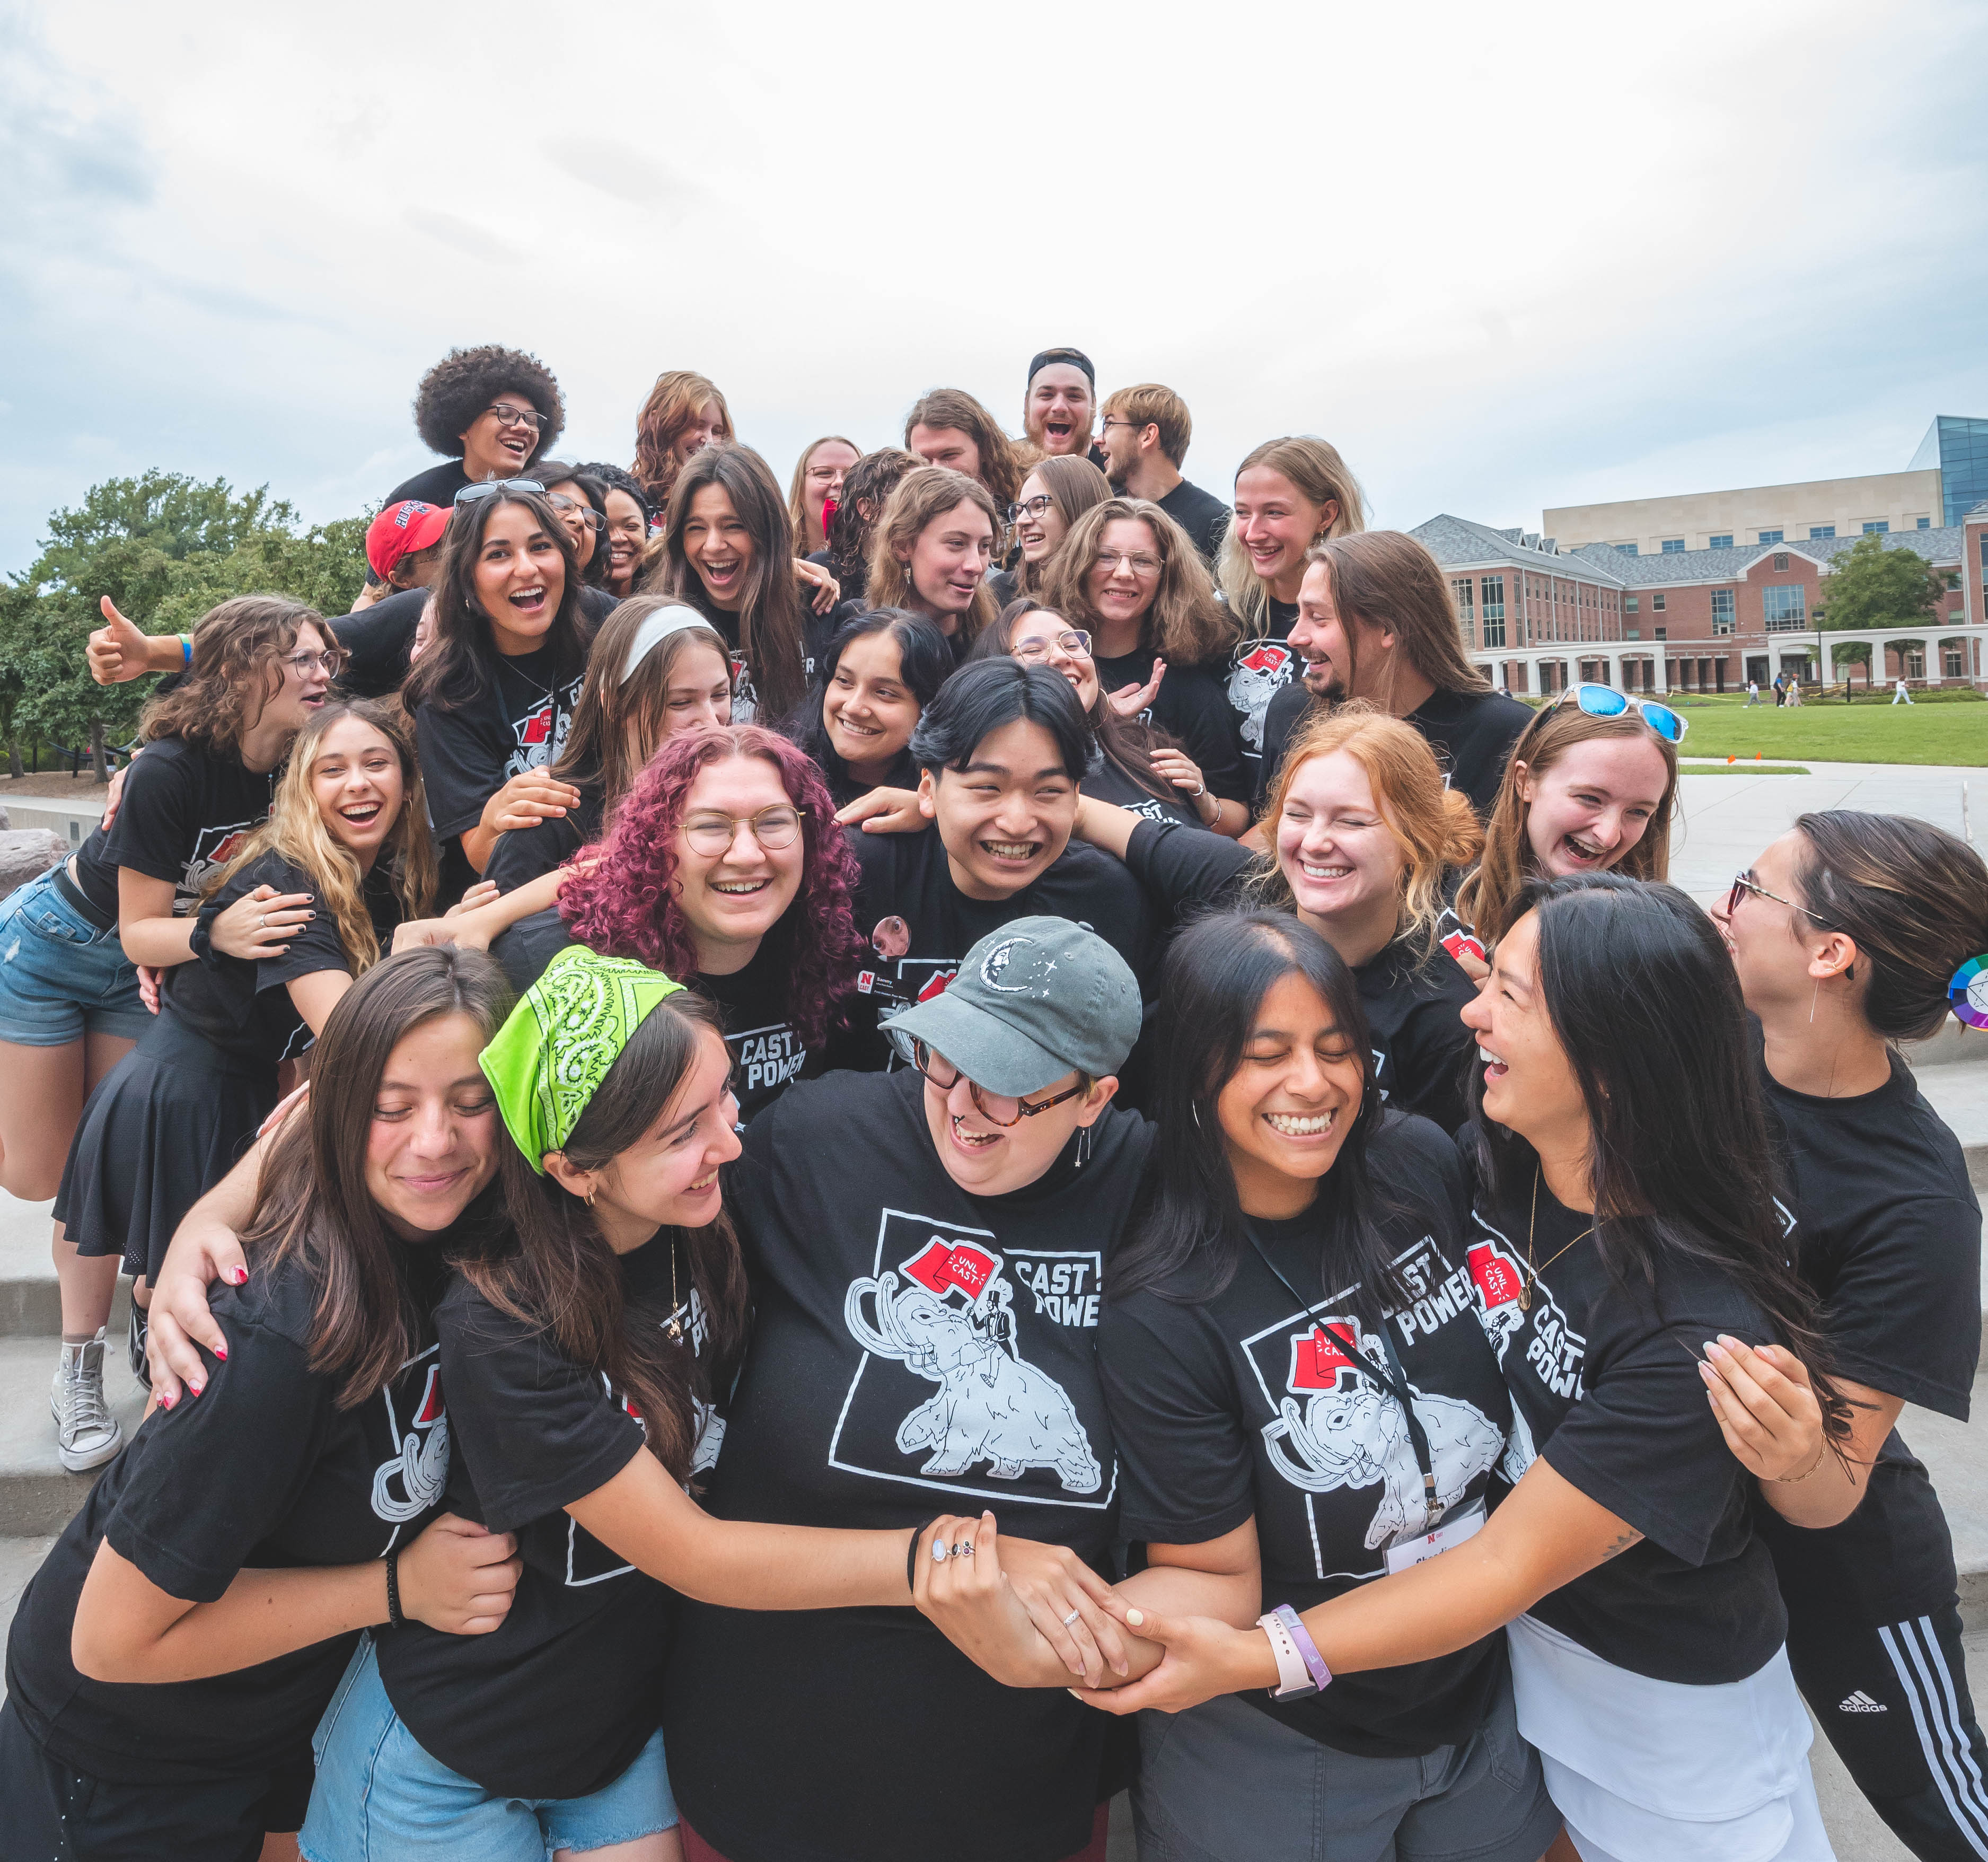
[
  {"left": 1191, "top": 1104, "right": 1202, "bottom": 1130},
  {"left": 584, "top": 1185, "right": 597, "bottom": 1209}
]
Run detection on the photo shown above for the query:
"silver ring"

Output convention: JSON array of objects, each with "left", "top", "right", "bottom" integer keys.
[
  {"left": 930, "top": 1539, "right": 949, "bottom": 1563},
  {"left": 258, "top": 914, "right": 267, "bottom": 929},
  {"left": 955, "top": 1541, "right": 974, "bottom": 1558},
  {"left": 1062, "top": 1609, "right": 1081, "bottom": 1627}
]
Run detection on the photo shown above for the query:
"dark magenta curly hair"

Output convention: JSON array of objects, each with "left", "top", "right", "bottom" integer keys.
[{"left": 557, "top": 725, "right": 863, "bottom": 1050}]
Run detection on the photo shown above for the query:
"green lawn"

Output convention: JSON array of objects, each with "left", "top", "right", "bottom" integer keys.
[{"left": 1664, "top": 697, "right": 1988, "bottom": 766}]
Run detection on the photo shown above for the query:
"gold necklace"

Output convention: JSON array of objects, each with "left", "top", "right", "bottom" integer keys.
[
  {"left": 1521, "top": 1167, "right": 1595, "bottom": 1311},
  {"left": 665, "top": 1237, "right": 684, "bottom": 1343}
]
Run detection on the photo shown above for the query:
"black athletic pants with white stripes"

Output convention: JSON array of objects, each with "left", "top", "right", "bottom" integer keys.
[{"left": 1785, "top": 1595, "right": 1988, "bottom": 1860}]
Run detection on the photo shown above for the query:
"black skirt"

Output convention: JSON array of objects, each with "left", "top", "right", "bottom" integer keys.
[{"left": 56, "top": 1011, "right": 277, "bottom": 1285}]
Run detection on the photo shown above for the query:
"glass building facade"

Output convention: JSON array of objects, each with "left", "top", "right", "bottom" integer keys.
[{"left": 1911, "top": 416, "right": 1988, "bottom": 526}]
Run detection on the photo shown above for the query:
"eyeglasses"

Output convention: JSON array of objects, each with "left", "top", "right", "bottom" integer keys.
[
  {"left": 453, "top": 478, "right": 545, "bottom": 505},
  {"left": 1549, "top": 682, "right": 1688, "bottom": 744},
  {"left": 485, "top": 403, "right": 544, "bottom": 432},
  {"left": 1097, "top": 418, "right": 1143, "bottom": 433},
  {"left": 548, "top": 493, "right": 604, "bottom": 532},
  {"left": 1012, "top": 630, "right": 1092, "bottom": 663},
  {"left": 1096, "top": 550, "right": 1163, "bottom": 577},
  {"left": 900, "top": 1039, "right": 1089, "bottom": 1127},
  {"left": 1725, "top": 872, "right": 1838, "bottom": 928},
  {"left": 681, "top": 805, "right": 806, "bottom": 856},
  {"left": 284, "top": 647, "right": 349, "bottom": 678},
  {"left": 1006, "top": 495, "right": 1057, "bottom": 523}
]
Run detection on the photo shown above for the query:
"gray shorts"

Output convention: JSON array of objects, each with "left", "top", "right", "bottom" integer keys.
[{"left": 1132, "top": 1671, "right": 1560, "bottom": 1862}]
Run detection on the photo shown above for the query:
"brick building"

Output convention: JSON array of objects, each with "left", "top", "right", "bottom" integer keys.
[{"left": 1411, "top": 506, "right": 1985, "bottom": 695}]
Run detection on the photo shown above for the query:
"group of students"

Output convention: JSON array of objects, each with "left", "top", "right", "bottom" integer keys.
[{"left": 0, "top": 342, "right": 1980, "bottom": 1862}]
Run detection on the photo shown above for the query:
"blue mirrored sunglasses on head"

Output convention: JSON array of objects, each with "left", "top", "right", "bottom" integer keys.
[
  {"left": 1550, "top": 682, "right": 1688, "bottom": 743},
  {"left": 452, "top": 478, "right": 546, "bottom": 505}
]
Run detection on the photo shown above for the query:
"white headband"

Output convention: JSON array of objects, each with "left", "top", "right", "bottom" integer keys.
[{"left": 620, "top": 606, "right": 718, "bottom": 684}]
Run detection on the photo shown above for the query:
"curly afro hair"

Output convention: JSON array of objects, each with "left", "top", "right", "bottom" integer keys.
[{"left": 413, "top": 345, "right": 565, "bottom": 461}]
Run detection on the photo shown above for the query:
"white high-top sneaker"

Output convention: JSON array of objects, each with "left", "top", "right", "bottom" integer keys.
[{"left": 51, "top": 1330, "right": 124, "bottom": 1473}]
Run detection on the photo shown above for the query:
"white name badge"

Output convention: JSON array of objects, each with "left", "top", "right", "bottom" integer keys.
[{"left": 1384, "top": 1499, "right": 1486, "bottom": 1574}]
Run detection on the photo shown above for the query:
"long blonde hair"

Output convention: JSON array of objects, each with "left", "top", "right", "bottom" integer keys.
[
  {"left": 1454, "top": 706, "right": 1678, "bottom": 947},
  {"left": 1253, "top": 704, "right": 1482, "bottom": 958},
  {"left": 1042, "top": 498, "right": 1239, "bottom": 667},
  {"left": 209, "top": 701, "right": 436, "bottom": 974},
  {"left": 864, "top": 466, "right": 1004, "bottom": 646},
  {"left": 1218, "top": 436, "right": 1366, "bottom": 636},
  {"left": 632, "top": 370, "right": 732, "bottom": 509},
  {"left": 786, "top": 435, "right": 861, "bottom": 555}
]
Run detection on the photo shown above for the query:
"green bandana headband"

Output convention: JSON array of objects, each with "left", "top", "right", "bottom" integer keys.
[{"left": 480, "top": 946, "right": 687, "bottom": 1173}]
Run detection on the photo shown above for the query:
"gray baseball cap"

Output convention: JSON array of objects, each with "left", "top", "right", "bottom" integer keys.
[{"left": 882, "top": 916, "right": 1142, "bottom": 1096}]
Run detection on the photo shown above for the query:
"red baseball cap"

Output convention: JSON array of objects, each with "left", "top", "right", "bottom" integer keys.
[{"left": 366, "top": 500, "right": 451, "bottom": 581}]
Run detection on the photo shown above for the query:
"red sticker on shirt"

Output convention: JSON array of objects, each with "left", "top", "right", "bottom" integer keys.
[{"left": 1468, "top": 1241, "right": 1523, "bottom": 1310}]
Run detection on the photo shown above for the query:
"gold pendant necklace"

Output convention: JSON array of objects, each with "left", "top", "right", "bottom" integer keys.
[
  {"left": 666, "top": 1237, "right": 684, "bottom": 1343},
  {"left": 1521, "top": 1167, "right": 1595, "bottom": 1311}
]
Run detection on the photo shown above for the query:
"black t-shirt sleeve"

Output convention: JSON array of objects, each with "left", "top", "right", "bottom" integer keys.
[
  {"left": 243, "top": 856, "right": 357, "bottom": 991},
  {"left": 416, "top": 697, "right": 509, "bottom": 841},
  {"left": 1099, "top": 1294, "right": 1256, "bottom": 1547},
  {"left": 483, "top": 815, "right": 583, "bottom": 894},
  {"left": 1122, "top": 818, "right": 1254, "bottom": 910},
  {"left": 440, "top": 1287, "right": 647, "bottom": 1532},
  {"left": 329, "top": 591, "right": 425, "bottom": 701},
  {"left": 99, "top": 743, "right": 201, "bottom": 887},
  {"left": 1823, "top": 1193, "right": 1982, "bottom": 1409},
  {"left": 103, "top": 1316, "right": 330, "bottom": 1603},
  {"left": 1255, "top": 682, "right": 1312, "bottom": 809},
  {"left": 1164, "top": 672, "right": 1250, "bottom": 806},
  {"left": 1540, "top": 1304, "right": 1771, "bottom": 1566}
]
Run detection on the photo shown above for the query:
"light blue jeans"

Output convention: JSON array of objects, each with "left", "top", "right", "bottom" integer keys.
[{"left": 298, "top": 1639, "right": 679, "bottom": 1861}]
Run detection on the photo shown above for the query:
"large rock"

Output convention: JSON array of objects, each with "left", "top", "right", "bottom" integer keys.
[{"left": 0, "top": 830, "right": 70, "bottom": 898}]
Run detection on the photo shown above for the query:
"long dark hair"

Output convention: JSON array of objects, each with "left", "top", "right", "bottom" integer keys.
[
  {"left": 1113, "top": 911, "right": 1408, "bottom": 1322},
  {"left": 971, "top": 599, "right": 1180, "bottom": 809},
  {"left": 402, "top": 484, "right": 591, "bottom": 713},
  {"left": 782, "top": 607, "right": 953, "bottom": 791},
  {"left": 247, "top": 948, "right": 515, "bottom": 1409},
  {"left": 823, "top": 447, "right": 919, "bottom": 590},
  {"left": 453, "top": 992, "right": 750, "bottom": 1480},
  {"left": 648, "top": 443, "right": 808, "bottom": 719},
  {"left": 1470, "top": 874, "right": 1848, "bottom": 1438}
]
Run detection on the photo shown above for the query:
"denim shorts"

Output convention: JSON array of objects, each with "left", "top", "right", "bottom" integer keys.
[
  {"left": 0, "top": 865, "right": 148, "bottom": 1046},
  {"left": 299, "top": 1639, "right": 679, "bottom": 1862}
]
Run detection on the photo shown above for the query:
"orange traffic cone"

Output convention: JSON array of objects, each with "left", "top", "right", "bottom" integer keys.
[
  {"left": 1727, "top": 756, "right": 1736, "bottom": 764},
  {"left": 1755, "top": 751, "right": 1762, "bottom": 761}
]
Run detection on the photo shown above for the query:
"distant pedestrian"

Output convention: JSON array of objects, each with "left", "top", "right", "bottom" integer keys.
[
  {"left": 1772, "top": 674, "right": 1786, "bottom": 707},
  {"left": 1745, "top": 679, "right": 1762, "bottom": 706},
  {"left": 1893, "top": 677, "right": 1914, "bottom": 706}
]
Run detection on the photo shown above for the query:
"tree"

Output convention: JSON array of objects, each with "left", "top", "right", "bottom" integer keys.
[
  {"left": 1818, "top": 533, "right": 1947, "bottom": 633},
  {"left": 0, "top": 473, "right": 370, "bottom": 780}
]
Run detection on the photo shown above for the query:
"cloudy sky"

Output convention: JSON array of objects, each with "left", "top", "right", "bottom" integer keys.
[{"left": 4, "top": 0, "right": 1985, "bottom": 576}]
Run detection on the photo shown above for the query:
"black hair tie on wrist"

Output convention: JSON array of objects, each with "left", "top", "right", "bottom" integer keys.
[
  {"left": 907, "top": 1518, "right": 939, "bottom": 1599},
  {"left": 385, "top": 1548, "right": 406, "bottom": 1628}
]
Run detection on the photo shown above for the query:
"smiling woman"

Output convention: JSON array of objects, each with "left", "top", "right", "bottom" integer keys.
[
  {"left": 863, "top": 465, "right": 1005, "bottom": 649},
  {"left": 387, "top": 345, "right": 566, "bottom": 510},
  {"left": 58, "top": 701, "right": 437, "bottom": 1296}
]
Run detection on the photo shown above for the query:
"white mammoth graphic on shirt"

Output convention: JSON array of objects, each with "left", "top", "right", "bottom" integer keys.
[
  {"left": 844, "top": 1271, "right": 1101, "bottom": 1493},
  {"left": 372, "top": 1413, "right": 450, "bottom": 1524},
  {"left": 1226, "top": 649, "right": 1289, "bottom": 751},
  {"left": 1263, "top": 1383, "right": 1501, "bottom": 1550}
]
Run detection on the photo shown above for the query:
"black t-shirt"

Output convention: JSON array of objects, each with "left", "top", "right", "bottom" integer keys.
[
  {"left": 844, "top": 823, "right": 1155, "bottom": 1067},
  {"left": 815, "top": 743, "right": 917, "bottom": 811},
  {"left": 161, "top": 853, "right": 397, "bottom": 1070},
  {"left": 482, "top": 781, "right": 606, "bottom": 894},
  {"left": 1092, "top": 649, "right": 1248, "bottom": 805},
  {"left": 73, "top": 736, "right": 278, "bottom": 920},
  {"left": 1466, "top": 1157, "right": 1785, "bottom": 1683},
  {"left": 333, "top": 585, "right": 613, "bottom": 706},
  {"left": 416, "top": 645, "right": 587, "bottom": 902},
  {"left": 1222, "top": 599, "right": 1300, "bottom": 778},
  {"left": 488, "top": 912, "right": 826, "bottom": 1123},
  {"left": 377, "top": 1234, "right": 710, "bottom": 1801},
  {"left": 1155, "top": 479, "right": 1231, "bottom": 567},
  {"left": 1259, "top": 685, "right": 1532, "bottom": 816},
  {"left": 1082, "top": 753, "right": 1200, "bottom": 830},
  {"left": 384, "top": 460, "right": 473, "bottom": 508},
  {"left": 1755, "top": 1047, "right": 1982, "bottom": 1622},
  {"left": 5, "top": 1250, "right": 449, "bottom": 1783},
  {"left": 662, "top": 1068, "right": 1155, "bottom": 1862},
  {"left": 1119, "top": 820, "right": 1474, "bottom": 1128},
  {"left": 1104, "top": 1113, "right": 1511, "bottom": 1757}
]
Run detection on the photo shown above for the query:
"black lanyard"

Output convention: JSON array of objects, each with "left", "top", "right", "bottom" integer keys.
[{"left": 1246, "top": 1228, "right": 1445, "bottom": 1528}]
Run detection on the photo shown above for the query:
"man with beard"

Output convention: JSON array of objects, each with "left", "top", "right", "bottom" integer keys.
[
  {"left": 1257, "top": 532, "right": 1532, "bottom": 814},
  {"left": 1095, "top": 383, "right": 1231, "bottom": 567}
]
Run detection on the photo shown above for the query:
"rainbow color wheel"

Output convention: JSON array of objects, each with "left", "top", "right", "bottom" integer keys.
[{"left": 1951, "top": 956, "right": 1988, "bottom": 1029}]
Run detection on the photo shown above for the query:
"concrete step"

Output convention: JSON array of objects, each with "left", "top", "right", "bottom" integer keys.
[
  {"left": 0, "top": 1331, "right": 146, "bottom": 1535},
  {"left": 0, "top": 1198, "right": 131, "bottom": 1338}
]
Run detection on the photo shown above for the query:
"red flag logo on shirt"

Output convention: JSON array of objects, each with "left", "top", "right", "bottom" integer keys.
[
  {"left": 411, "top": 1363, "right": 444, "bottom": 1427},
  {"left": 1287, "top": 1319, "right": 1362, "bottom": 1392},
  {"left": 915, "top": 968, "right": 957, "bottom": 1004},
  {"left": 1441, "top": 926, "right": 1486, "bottom": 965},
  {"left": 1237, "top": 644, "right": 1290, "bottom": 677},
  {"left": 902, "top": 1238, "right": 1001, "bottom": 1303},
  {"left": 1467, "top": 1241, "right": 1523, "bottom": 1311},
  {"left": 206, "top": 830, "right": 250, "bottom": 865},
  {"left": 518, "top": 702, "right": 555, "bottom": 748}
]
